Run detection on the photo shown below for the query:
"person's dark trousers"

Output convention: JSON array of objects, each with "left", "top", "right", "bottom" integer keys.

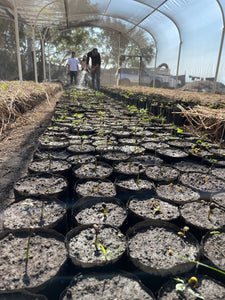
[
  {"left": 91, "top": 67, "right": 100, "bottom": 91},
  {"left": 70, "top": 71, "right": 77, "bottom": 85}
]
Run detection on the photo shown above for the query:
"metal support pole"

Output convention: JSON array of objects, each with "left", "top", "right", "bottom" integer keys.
[
  {"left": 13, "top": 1, "right": 23, "bottom": 84},
  {"left": 176, "top": 41, "right": 182, "bottom": 88},
  {"left": 138, "top": 56, "right": 142, "bottom": 86},
  {"left": 153, "top": 50, "right": 158, "bottom": 88},
  {"left": 48, "top": 44, "right": 51, "bottom": 81},
  {"left": 32, "top": 26, "right": 38, "bottom": 83},
  {"left": 213, "top": 26, "right": 225, "bottom": 93},
  {"left": 116, "top": 32, "right": 121, "bottom": 86}
]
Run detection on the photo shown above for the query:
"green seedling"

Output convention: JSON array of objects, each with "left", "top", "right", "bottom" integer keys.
[
  {"left": 136, "top": 164, "right": 143, "bottom": 186},
  {"left": 98, "top": 243, "right": 112, "bottom": 261},
  {"left": 207, "top": 202, "right": 216, "bottom": 220},
  {"left": 169, "top": 248, "right": 225, "bottom": 277},
  {"left": 178, "top": 226, "right": 189, "bottom": 238},
  {"left": 102, "top": 202, "right": 107, "bottom": 216},
  {"left": 152, "top": 200, "right": 162, "bottom": 215},
  {"left": 93, "top": 224, "right": 99, "bottom": 247},
  {"left": 94, "top": 155, "right": 100, "bottom": 173},
  {"left": 21, "top": 200, "right": 34, "bottom": 211}
]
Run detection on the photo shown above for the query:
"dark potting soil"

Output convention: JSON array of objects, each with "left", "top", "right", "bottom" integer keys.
[
  {"left": 174, "top": 160, "right": 210, "bottom": 173},
  {"left": 128, "top": 196, "right": 180, "bottom": 222},
  {"left": 211, "top": 192, "right": 225, "bottom": 207},
  {"left": 38, "top": 137, "right": 69, "bottom": 150},
  {"left": 155, "top": 147, "right": 189, "bottom": 161},
  {"left": 113, "top": 161, "right": 146, "bottom": 175},
  {"left": 60, "top": 274, "right": 155, "bottom": 300},
  {"left": 180, "top": 200, "right": 225, "bottom": 231},
  {"left": 179, "top": 172, "right": 225, "bottom": 194},
  {"left": 102, "top": 151, "right": 130, "bottom": 163},
  {"left": 14, "top": 174, "right": 68, "bottom": 200},
  {"left": 28, "top": 159, "right": 72, "bottom": 175},
  {"left": 211, "top": 167, "right": 225, "bottom": 180},
  {"left": 33, "top": 149, "right": 71, "bottom": 161},
  {"left": 145, "top": 165, "right": 180, "bottom": 183},
  {"left": 67, "top": 144, "right": 95, "bottom": 154},
  {"left": 156, "top": 183, "right": 200, "bottom": 205},
  {"left": 120, "top": 145, "right": 145, "bottom": 155},
  {"left": 72, "top": 162, "right": 113, "bottom": 179},
  {"left": 72, "top": 196, "right": 127, "bottom": 227},
  {"left": 157, "top": 273, "right": 225, "bottom": 299},
  {"left": 202, "top": 231, "right": 225, "bottom": 272},
  {"left": 115, "top": 177, "right": 155, "bottom": 193},
  {"left": 3, "top": 198, "right": 66, "bottom": 230},
  {"left": 127, "top": 221, "right": 200, "bottom": 277},
  {"left": 133, "top": 154, "right": 163, "bottom": 167},
  {"left": 0, "top": 291, "right": 47, "bottom": 300},
  {"left": 0, "top": 229, "right": 67, "bottom": 291},
  {"left": 66, "top": 224, "right": 126, "bottom": 268},
  {"left": 66, "top": 153, "right": 96, "bottom": 166},
  {"left": 75, "top": 179, "right": 117, "bottom": 198}
]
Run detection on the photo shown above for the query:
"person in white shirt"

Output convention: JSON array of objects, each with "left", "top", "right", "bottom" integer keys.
[{"left": 67, "top": 52, "right": 79, "bottom": 85}]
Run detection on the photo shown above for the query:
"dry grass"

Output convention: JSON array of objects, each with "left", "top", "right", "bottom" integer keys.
[{"left": 0, "top": 81, "right": 62, "bottom": 136}]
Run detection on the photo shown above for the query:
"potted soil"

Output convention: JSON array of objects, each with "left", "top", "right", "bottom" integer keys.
[
  {"left": 0, "top": 291, "right": 47, "bottom": 299},
  {"left": 113, "top": 161, "right": 146, "bottom": 176},
  {"left": 156, "top": 183, "right": 200, "bottom": 205},
  {"left": 0, "top": 229, "right": 67, "bottom": 292},
  {"left": 33, "top": 149, "right": 71, "bottom": 161},
  {"left": 75, "top": 179, "right": 117, "bottom": 198},
  {"left": 128, "top": 196, "right": 180, "bottom": 222},
  {"left": 133, "top": 154, "right": 163, "bottom": 167},
  {"left": 157, "top": 273, "right": 225, "bottom": 299},
  {"left": 3, "top": 198, "right": 66, "bottom": 231},
  {"left": 102, "top": 151, "right": 130, "bottom": 163},
  {"left": 180, "top": 200, "right": 225, "bottom": 231},
  {"left": 28, "top": 159, "right": 72, "bottom": 177},
  {"left": 202, "top": 230, "right": 225, "bottom": 273},
  {"left": 66, "top": 153, "right": 96, "bottom": 167},
  {"left": 179, "top": 172, "right": 225, "bottom": 195},
  {"left": 156, "top": 147, "right": 189, "bottom": 162},
  {"left": 127, "top": 220, "right": 200, "bottom": 277},
  {"left": 145, "top": 165, "right": 180, "bottom": 183},
  {"left": 59, "top": 274, "right": 155, "bottom": 299},
  {"left": 14, "top": 174, "right": 68, "bottom": 201},
  {"left": 174, "top": 160, "right": 210, "bottom": 174},
  {"left": 115, "top": 176, "right": 155, "bottom": 197},
  {"left": 38, "top": 135, "right": 69, "bottom": 151},
  {"left": 72, "top": 162, "right": 113, "bottom": 180},
  {"left": 65, "top": 224, "right": 126, "bottom": 268},
  {"left": 72, "top": 196, "right": 127, "bottom": 228},
  {"left": 67, "top": 143, "right": 95, "bottom": 154}
]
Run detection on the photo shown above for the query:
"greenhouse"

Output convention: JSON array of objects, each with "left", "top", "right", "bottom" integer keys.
[{"left": 0, "top": 1, "right": 225, "bottom": 300}]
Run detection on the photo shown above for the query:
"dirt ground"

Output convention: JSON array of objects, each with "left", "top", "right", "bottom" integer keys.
[
  {"left": 0, "top": 90, "right": 63, "bottom": 230},
  {"left": 1, "top": 83, "right": 225, "bottom": 230}
]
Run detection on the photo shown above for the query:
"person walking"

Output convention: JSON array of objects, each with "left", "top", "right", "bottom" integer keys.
[
  {"left": 67, "top": 51, "right": 79, "bottom": 85},
  {"left": 86, "top": 48, "right": 101, "bottom": 91}
]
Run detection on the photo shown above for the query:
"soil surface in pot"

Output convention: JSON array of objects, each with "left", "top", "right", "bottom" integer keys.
[
  {"left": 0, "top": 229, "right": 67, "bottom": 291},
  {"left": 115, "top": 178, "right": 155, "bottom": 193},
  {"left": 28, "top": 159, "right": 72, "bottom": 175},
  {"left": 158, "top": 273, "right": 225, "bottom": 300},
  {"left": 202, "top": 230, "right": 225, "bottom": 272},
  {"left": 60, "top": 274, "right": 155, "bottom": 300},
  {"left": 73, "top": 197, "right": 127, "bottom": 227},
  {"left": 180, "top": 200, "right": 225, "bottom": 230},
  {"left": 156, "top": 183, "right": 200, "bottom": 205},
  {"left": 174, "top": 160, "right": 210, "bottom": 173},
  {"left": 128, "top": 197, "right": 180, "bottom": 222},
  {"left": 180, "top": 172, "right": 225, "bottom": 194},
  {"left": 75, "top": 179, "right": 117, "bottom": 198},
  {"left": 14, "top": 174, "right": 68, "bottom": 200},
  {"left": 66, "top": 224, "right": 126, "bottom": 268},
  {"left": 3, "top": 198, "right": 66, "bottom": 230},
  {"left": 113, "top": 161, "right": 146, "bottom": 175},
  {"left": 127, "top": 221, "right": 199, "bottom": 276},
  {"left": 73, "top": 162, "right": 113, "bottom": 179},
  {"left": 145, "top": 165, "right": 180, "bottom": 183}
]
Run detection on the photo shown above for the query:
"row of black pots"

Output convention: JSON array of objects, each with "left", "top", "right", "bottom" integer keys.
[{"left": 2, "top": 87, "right": 225, "bottom": 299}]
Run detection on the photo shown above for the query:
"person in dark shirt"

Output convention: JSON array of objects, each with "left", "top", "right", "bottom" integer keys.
[{"left": 87, "top": 48, "right": 101, "bottom": 91}]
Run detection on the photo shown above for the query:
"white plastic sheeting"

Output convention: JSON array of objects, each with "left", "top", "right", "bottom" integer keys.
[{"left": 0, "top": 0, "right": 224, "bottom": 84}]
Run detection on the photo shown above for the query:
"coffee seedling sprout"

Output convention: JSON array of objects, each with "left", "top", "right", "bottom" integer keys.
[
  {"left": 178, "top": 226, "right": 189, "bottom": 238},
  {"left": 174, "top": 277, "right": 204, "bottom": 299},
  {"left": 98, "top": 243, "right": 112, "bottom": 261},
  {"left": 93, "top": 224, "right": 99, "bottom": 247},
  {"left": 94, "top": 155, "right": 100, "bottom": 173},
  {"left": 102, "top": 202, "right": 107, "bottom": 216},
  {"left": 207, "top": 202, "right": 216, "bottom": 220},
  {"left": 136, "top": 164, "right": 143, "bottom": 185}
]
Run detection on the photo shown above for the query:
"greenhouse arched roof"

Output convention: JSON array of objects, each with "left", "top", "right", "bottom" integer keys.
[{"left": 0, "top": 0, "right": 225, "bottom": 84}]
